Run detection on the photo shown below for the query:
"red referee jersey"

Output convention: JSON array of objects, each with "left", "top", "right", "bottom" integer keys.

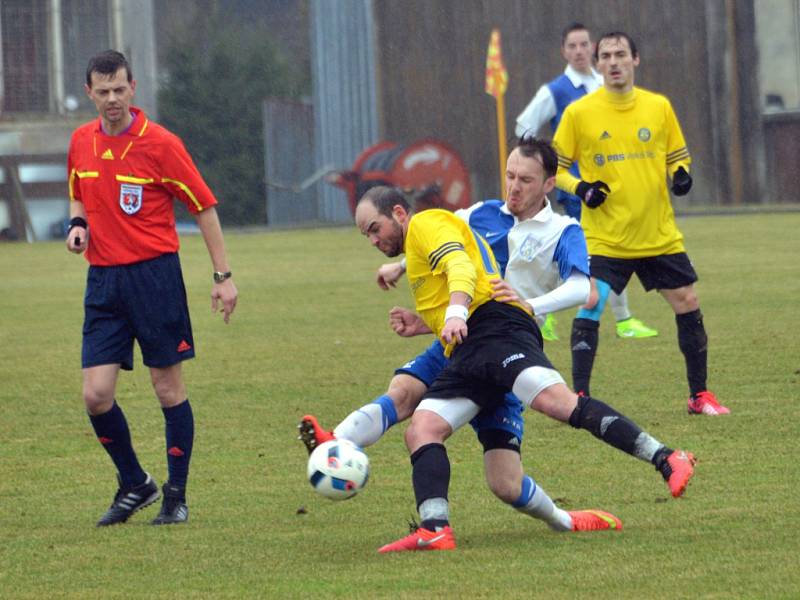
[{"left": 67, "top": 107, "right": 218, "bottom": 266}]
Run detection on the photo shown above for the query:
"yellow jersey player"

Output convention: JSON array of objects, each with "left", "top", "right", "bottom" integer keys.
[
  {"left": 354, "top": 181, "right": 696, "bottom": 553},
  {"left": 553, "top": 31, "right": 729, "bottom": 415},
  {"left": 402, "top": 207, "right": 530, "bottom": 356},
  {"left": 515, "top": 21, "right": 658, "bottom": 341}
]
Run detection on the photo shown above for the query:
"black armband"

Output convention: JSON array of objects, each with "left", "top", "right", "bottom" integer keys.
[{"left": 68, "top": 217, "right": 88, "bottom": 232}]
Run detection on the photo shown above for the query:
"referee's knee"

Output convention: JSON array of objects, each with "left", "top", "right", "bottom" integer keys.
[{"left": 83, "top": 388, "right": 115, "bottom": 415}]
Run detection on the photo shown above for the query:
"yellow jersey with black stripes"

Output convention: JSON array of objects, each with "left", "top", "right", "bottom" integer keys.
[
  {"left": 404, "top": 209, "right": 531, "bottom": 354},
  {"left": 553, "top": 87, "right": 690, "bottom": 258}
]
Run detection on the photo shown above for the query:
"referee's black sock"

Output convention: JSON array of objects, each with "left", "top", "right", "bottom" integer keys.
[
  {"left": 89, "top": 401, "right": 146, "bottom": 488},
  {"left": 571, "top": 318, "right": 599, "bottom": 396},
  {"left": 162, "top": 399, "right": 194, "bottom": 492},
  {"left": 411, "top": 443, "right": 450, "bottom": 530},
  {"left": 676, "top": 309, "right": 708, "bottom": 396}
]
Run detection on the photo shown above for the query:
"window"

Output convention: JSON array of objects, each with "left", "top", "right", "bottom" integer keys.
[
  {"left": 1, "top": 0, "right": 50, "bottom": 112},
  {"left": 61, "top": 0, "right": 111, "bottom": 112},
  {"left": 0, "top": 0, "right": 110, "bottom": 115},
  {"left": 755, "top": 0, "right": 800, "bottom": 112}
]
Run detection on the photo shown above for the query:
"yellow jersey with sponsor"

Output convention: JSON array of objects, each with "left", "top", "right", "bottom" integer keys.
[
  {"left": 553, "top": 87, "right": 690, "bottom": 258},
  {"left": 404, "top": 209, "right": 531, "bottom": 356}
]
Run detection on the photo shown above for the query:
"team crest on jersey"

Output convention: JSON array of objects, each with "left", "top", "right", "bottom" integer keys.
[
  {"left": 519, "top": 233, "right": 542, "bottom": 262},
  {"left": 638, "top": 127, "right": 651, "bottom": 141},
  {"left": 119, "top": 183, "right": 143, "bottom": 215},
  {"left": 594, "top": 153, "right": 605, "bottom": 166}
]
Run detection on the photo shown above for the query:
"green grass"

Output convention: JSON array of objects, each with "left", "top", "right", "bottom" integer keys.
[{"left": 1, "top": 213, "right": 798, "bottom": 599}]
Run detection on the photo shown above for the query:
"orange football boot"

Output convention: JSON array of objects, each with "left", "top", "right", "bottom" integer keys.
[
  {"left": 297, "top": 414, "right": 335, "bottom": 455},
  {"left": 378, "top": 525, "right": 456, "bottom": 553},
  {"left": 568, "top": 510, "right": 623, "bottom": 531}
]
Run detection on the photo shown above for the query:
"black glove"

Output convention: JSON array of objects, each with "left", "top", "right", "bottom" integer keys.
[
  {"left": 575, "top": 180, "right": 610, "bottom": 208},
  {"left": 671, "top": 166, "right": 692, "bottom": 196}
]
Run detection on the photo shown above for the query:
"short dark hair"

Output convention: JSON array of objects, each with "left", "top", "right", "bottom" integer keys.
[
  {"left": 358, "top": 186, "right": 410, "bottom": 217},
  {"left": 86, "top": 50, "right": 132, "bottom": 87},
  {"left": 515, "top": 136, "right": 558, "bottom": 179},
  {"left": 594, "top": 31, "right": 638, "bottom": 60},
  {"left": 561, "top": 22, "right": 589, "bottom": 46}
]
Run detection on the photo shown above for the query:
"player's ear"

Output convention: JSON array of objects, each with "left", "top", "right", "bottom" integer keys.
[
  {"left": 544, "top": 175, "right": 556, "bottom": 195},
  {"left": 392, "top": 204, "right": 408, "bottom": 222}
]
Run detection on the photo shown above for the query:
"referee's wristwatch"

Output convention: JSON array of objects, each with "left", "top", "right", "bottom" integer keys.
[{"left": 213, "top": 271, "right": 232, "bottom": 283}]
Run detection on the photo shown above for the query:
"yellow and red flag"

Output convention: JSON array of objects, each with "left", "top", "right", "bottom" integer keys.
[
  {"left": 485, "top": 29, "right": 508, "bottom": 98},
  {"left": 485, "top": 29, "right": 508, "bottom": 196}
]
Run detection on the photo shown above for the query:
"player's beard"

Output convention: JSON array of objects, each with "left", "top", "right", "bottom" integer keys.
[{"left": 382, "top": 221, "right": 404, "bottom": 257}]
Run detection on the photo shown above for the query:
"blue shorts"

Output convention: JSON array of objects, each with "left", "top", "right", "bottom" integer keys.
[
  {"left": 395, "top": 339, "right": 525, "bottom": 443},
  {"left": 556, "top": 190, "right": 582, "bottom": 220},
  {"left": 82, "top": 253, "right": 195, "bottom": 370}
]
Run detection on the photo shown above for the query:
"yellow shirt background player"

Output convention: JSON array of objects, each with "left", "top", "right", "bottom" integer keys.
[
  {"left": 553, "top": 32, "right": 729, "bottom": 417},
  {"left": 554, "top": 70, "right": 691, "bottom": 258}
]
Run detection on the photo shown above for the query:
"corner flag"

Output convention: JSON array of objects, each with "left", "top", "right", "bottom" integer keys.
[
  {"left": 485, "top": 29, "right": 508, "bottom": 98},
  {"left": 485, "top": 29, "right": 508, "bottom": 197}
]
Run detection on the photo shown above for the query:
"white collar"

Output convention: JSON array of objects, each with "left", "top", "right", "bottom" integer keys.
[
  {"left": 500, "top": 198, "right": 554, "bottom": 224},
  {"left": 564, "top": 64, "right": 602, "bottom": 88}
]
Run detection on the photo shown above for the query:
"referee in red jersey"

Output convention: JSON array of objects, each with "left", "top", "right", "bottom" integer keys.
[{"left": 66, "top": 50, "right": 238, "bottom": 526}]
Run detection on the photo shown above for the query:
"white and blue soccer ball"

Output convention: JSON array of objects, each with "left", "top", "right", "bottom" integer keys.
[{"left": 307, "top": 439, "right": 370, "bottom": 501}]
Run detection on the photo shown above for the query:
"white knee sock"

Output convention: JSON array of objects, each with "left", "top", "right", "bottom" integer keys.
[
  {"left": 609, "top": 288, "right": 632, "bottom": 322},
  {"left": 512, "top": 475, "right": 573, "bottom": 531},
  {"left": 333, "top": 395, "right": 397, "bottom": 447}
]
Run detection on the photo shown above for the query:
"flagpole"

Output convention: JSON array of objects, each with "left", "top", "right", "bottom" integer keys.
[{"left": 496, "top": 94, "right": 507, "bottom": 199}]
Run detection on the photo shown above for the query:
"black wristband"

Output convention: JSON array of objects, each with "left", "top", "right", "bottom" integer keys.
[{"left": 68, "top": 217, "right": 87, "bottom": 232}]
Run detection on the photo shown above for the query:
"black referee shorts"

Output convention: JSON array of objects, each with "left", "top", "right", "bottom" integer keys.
[
  {"left": 590, "top": 252, "right": 698, "bottom": 295},
  {"left": 423, "top": 301, "right": 554, "bottom": 409}
]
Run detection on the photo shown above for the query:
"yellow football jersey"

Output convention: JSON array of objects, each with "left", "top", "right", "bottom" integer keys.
[
  {"left": 554, "top": 87, "right": 691, "bottom": 258},
  {"left": 404, "top": 209, "right": 529, "bottom": 355}
]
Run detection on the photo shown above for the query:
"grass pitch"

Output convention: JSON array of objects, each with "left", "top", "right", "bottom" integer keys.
[{"left": 1, "top": 212, "right": 798, "bottom": 599}]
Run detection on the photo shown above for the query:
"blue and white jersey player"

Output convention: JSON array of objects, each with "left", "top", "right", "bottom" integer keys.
[
  {"left": 515, "top": 22, "right": 602, "bottom": 220},
  {"left": 300, "top": 137, "right": 616, "bottom": 533},
  {"left": 301, "top": 139, "right": 695, "bottom": 542}
]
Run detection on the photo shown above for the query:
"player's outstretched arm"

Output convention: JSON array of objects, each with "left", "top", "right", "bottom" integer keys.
[
  {"left": 490, "top": 278, "right": 532, "bottom": 312},
  {"left": 377, "top": 260, "right": 406, "bottom": 290}
]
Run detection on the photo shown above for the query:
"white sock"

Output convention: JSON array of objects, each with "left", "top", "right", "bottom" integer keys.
[
  {"left": 419, "top": 498, "right": 449, "bottom": 527},
  {"left": 610, "top": 288, "right": 632, "bottom": 322},
  {"left": 634, "top": 433, "right": 665, "bottom": 463},
  {"left": 513, "top": 476, "right": 573, "bottom": 531},
  {"left": 333, "top": 403, "right": 387, "bottom": 447}
]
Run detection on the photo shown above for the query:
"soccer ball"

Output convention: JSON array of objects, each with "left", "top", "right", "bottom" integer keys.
[{"left": 307, "top": 439, "right": 369, "bottom": 501}]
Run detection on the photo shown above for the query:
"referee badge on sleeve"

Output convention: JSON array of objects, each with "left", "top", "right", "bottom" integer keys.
[{"left": 120, "top": 183, "right": 143, "bottom": 215}]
